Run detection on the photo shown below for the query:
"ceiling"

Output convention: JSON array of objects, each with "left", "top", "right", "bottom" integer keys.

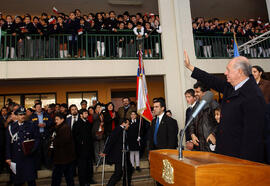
[{"left": 0, "top": 0, "right": 268, "bottom": 21}]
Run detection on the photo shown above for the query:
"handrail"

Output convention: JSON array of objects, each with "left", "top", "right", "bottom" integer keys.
[{"left": 0, "top": 32, "right": 162, "bottom": 61}]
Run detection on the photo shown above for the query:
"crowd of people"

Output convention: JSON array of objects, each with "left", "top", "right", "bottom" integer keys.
[
  {"left": 0, "top": 10, "right": 162, "bottom": 60},
  {"left": 0, "top": 62, "right": 269, "bottom": 185},
  {"left": 0, "top": 96, "right": 173, "bottom": 186},
  {"left": 192, "top": 17, "right": 270, "bottom": 58}
]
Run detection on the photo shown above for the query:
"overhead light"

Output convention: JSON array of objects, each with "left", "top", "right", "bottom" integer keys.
[{"left": 108, "top": 0, "right": 142, "bottom": 5}]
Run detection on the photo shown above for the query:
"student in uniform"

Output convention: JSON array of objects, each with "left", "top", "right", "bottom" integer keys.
[
  {"left": 127, "top": 111, "right": 142, "bottom": 172},
  {"left": 116, "top": 22, "right": 126, "bottom": 58},
  {"left": 105, "top": 11, "right": 118, "bottom": 57},
  {"left": 144, "top": 22, "right": 152, "bottom": 58},
  {"left": 133, "top": 22, "right": 144, "bottom": 52},
  {"left": 95, "top": 13, "right": 105, "bottom": 57},
  {"left": 56, "top": 16, "right": 68, "bottom": 58},
  {"left": 2, "top": 15, "right": 15, "bottom": 59},
  {"left": 66, "top": 12, "right": 80, "bottom": 58},
  {"left": 23, "top": 15, "right": 37, "bottom": 59},
  {"left": 126, "top": 22, "right": 136, "bottom": 57},
  {"left": 12, "top": 16, "right": 24, "bottom": 59},
  {"left": 77, "top": 18, "right": 90, "bottom": 58}
]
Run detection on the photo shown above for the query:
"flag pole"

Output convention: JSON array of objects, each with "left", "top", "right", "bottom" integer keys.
[{"left": 138, "top": 116, "right": 142, "bottom": 146}]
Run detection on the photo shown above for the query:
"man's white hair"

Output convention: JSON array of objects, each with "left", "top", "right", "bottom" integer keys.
[{"left": 233, "top": 56, "right": 252, "bottom": 77}]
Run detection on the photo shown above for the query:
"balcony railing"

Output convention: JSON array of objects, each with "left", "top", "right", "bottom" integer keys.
[
  {"left": 193, "top": 34, "right": 270, "bottom": 59},
  {"left": 0, "top": 30, "right": 162, "bottom": 60}
]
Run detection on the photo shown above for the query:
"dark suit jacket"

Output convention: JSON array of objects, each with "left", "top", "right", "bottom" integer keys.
[
  {"left": 185, "top": 101, "right": 199, "bottom": 141},
  {"left": 259, "top": 79, "right": 270, "bottom": 104},
  {"left": 192, "top": 67, "right": 266, "bottom": 162},
  {"left": 149, "top": 114, "right": 179, "bottom": 150},
  {"left": 66, "top": 114, "right": 78, "bottom": 130},
  {"left": 265, "top": 104, "right": 270, "bottom": 164},
  {"left": 103, "top": 125, "right": 126, "bottom": 164},
  {"left": 52, "top": 123, "right": 76, "bottom": 164}
]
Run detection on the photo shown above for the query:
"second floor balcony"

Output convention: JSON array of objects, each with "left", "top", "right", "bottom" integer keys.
[
  {"left": 193, "top": 33, "right": 270, "bottom": 59},
  {"left": 0, "top": 31, "right": 162, "bottom": 61}
]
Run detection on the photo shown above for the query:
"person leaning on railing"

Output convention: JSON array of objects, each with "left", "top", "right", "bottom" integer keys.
[
  {"left": 11, "top": 16, "right": 24, "bottom": 59},
  {"left": 78, "top": 18, "right": 91, "bottom": 58},
  {"left": 94, "top": 12, "right": 106, "bottom": 57},
  {"left": 66, "top": 12, "right": 80, "bottom": 58},
  {"left": 1, "top": 15, "right": 15, "bottom": 59},
  {"left": 56, "top": 16, "right": 68, "bottom": 58}
]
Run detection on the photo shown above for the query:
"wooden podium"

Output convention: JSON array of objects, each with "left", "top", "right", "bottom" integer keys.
[{"left": 149, "top": 149, "right": 270, "bottom": 186}]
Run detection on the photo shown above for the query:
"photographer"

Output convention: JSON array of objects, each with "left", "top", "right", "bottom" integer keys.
[{"left": 100, "top": 120, "right": 133, "bottom": 186}]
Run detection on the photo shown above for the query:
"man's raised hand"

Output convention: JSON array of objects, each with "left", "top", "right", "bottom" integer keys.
[{"left": 184, "top": 50, "right": 194, "bottom": 71}]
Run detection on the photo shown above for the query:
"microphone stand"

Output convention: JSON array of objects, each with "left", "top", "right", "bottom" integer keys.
[
  {"left": 178, "top": 116, "right": 195, "bottom": 160},
  {"left": 122, "top": 128, "right": 128, "bottom": 186},
  {"left": 178, "top": 100, "right": 207, "bottom": 160}
]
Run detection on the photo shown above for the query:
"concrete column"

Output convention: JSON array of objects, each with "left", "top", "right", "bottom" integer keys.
[
  {"left": 266, "top": 0, "right": 270, "bottom": 21},
  {"left": 158, "top": 0, "right": 188, "bottom": 128}
]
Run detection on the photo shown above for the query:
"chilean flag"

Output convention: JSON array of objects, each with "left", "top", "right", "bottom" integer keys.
[
  {"left": 52, "top": 7, "right": 59, "bottom": 15},
  {"left": 136, "top": 51, "right": 153, "bottom": 122},
  {"left": 48, "top": 17, "right": 56, "bottom": 25}
]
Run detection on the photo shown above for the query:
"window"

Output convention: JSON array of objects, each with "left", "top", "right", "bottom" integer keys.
[
  {"left": 67, "top": 92, "right": 97, "bottom": 109},
  {"left": 24, "top": 94, "right": 56, "bottom": 108},
  {"left": 0, "top": 93, "right": 56, "bottom": 108},
  {"left": 0, "top": 96, "right": 4, "bottom": 108}
]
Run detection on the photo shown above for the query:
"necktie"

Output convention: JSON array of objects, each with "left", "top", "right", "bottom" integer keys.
[
  {"left": 154, "top": 117, "right": 160, "bottom": 145},
  {"left": 72, "top": 116, "right": 76, "bottom": 129}
]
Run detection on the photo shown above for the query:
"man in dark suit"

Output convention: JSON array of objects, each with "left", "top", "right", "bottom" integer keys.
[
  {"left": 101, "top": 120, "right": 133, "bottom": 186},
  {"left": 184, "top": 89, "right": 198, "bottom": 142},
  {"left": 72, "top": 109, "right": 96, "bottom": 186},
  {"left": 0, "top": 107, "right": 8, "bottom": 172},
  {"left": 149, "top": 99, "right": 178, "bottom": 150},
  {"left": 66, "top": 104, "right": 79, "bottom": 130},
  {"left": 184, "top": 51, "right": 266, "bottom": 163},
  {"left": 184, "top": 89, "right": 199, "bottom": 150}
]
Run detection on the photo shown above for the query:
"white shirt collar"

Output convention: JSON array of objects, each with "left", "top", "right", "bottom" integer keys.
[
  {"left": 234, "top": 77, "right": 249, "bottom": 90},
  {"left": 190, "top": 101, "right": 197, "bottom": 109},
  {"left": 18, "top": 122, "right": 23, "bottom": 126},
  {"left": 157, "top": 112, "right": 165, "bottom": 123}
]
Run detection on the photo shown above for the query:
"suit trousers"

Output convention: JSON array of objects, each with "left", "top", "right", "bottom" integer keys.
[
  {"left": 77, "top": 156, "right": 93, "bottom": 186},
  {"left": 51, "top": 162, "right": 75, "bottom": 186},
  {"left": 14, "top": 180, "right": 36, "bottom": 186},
  {"left": 107, "top": 153, "right": 132, "bottom": 186}
]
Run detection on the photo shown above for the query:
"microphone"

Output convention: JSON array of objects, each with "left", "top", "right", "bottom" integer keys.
[{"left": 178, "top": 91, "right": 213, "bottom": 160}]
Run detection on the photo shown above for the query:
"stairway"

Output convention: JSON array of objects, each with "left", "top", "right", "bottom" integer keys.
[{"left": 0, "top": 160, "right": 155, "bottom": 186}]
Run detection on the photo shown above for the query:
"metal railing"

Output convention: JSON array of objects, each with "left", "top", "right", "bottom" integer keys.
[
  {"left": 0, "top": 30, "right": 162, "bottom": 61},
  {"left": 193, "top": 33, "right": 270, "bottom": 59}
]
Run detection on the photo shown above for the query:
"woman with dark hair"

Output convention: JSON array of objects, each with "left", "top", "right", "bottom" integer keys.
[
  {"left": 50, "top": 113, "right": 76, "bottom": 186},
  {"left": 87, "top": 106, "right": 95, "bottom": 125},
  {"left": 103, "top": 102, "right": 119, "bottom": 139},
  {"left": 252, "top": 65, "right": 270, "bottom": 104}
]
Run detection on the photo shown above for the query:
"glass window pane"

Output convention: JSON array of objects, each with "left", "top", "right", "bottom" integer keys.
[
  {"left": 5, "top": 95, "right": 21, "bottom": 106},
  {"left": 0, "top": 96, "right": 4, "bottom": 107},
  {"left": 25, "top": 95, "right": 40, "bottom": 109},
  {"left": 67, "top": 93, "right": 82, "bottom": 109},
  {"left": 41, "top": 94, "right": 56, "bottom": 108},
  {"left": 82, "top": 92, "right": 97, "bottom": 107}
]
